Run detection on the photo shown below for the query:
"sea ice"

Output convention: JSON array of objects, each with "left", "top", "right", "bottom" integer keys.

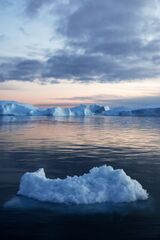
[{"left": 17, "top": 165, "right": 148, "bottom": 204}]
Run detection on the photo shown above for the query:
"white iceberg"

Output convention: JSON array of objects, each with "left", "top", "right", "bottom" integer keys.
[{"left": 18, "top": 165, "right": 148, "bottom": 204}]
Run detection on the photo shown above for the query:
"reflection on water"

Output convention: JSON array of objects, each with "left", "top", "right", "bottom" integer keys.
[
  {"left": 0, "top": 116, "right": 160, "bottom": 149},
  {"left": 4, "top": 196, "right": 153, "bottom": 216},
  {"left": 0, "top": 116, "right": 160, "bottom": 239}
]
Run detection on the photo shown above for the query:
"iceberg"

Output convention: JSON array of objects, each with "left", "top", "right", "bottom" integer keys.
[
  {"left": 0, "top": 101, "right": 105, "bottom": 117},
  {"left": 131, "top": 108, "right": 160, "bottom": 117},
  {"left": 0, "top": 101, "right": 37, "bottom": 116},
  {"left": 17, "top": 165, "right": 148, "bottom": 204},
  {"left": 103, "top": 106, "right": 160, "bottom": 117},
  {"left": 103, "top": 107, "right": 132, "bottom": 116},
  {"left": 0, "top": 101, "right": 159, "bottom": 117},
  {"left": 53, "top": 107, "right": 70, "bottom": 117}
]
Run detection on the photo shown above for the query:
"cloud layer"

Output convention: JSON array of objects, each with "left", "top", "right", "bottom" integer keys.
[{"left": 1, "top": 0, "right": 160, "bottom": 83}]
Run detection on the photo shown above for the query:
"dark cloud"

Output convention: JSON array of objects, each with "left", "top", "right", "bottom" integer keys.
[
  {"left": 0, "top": 52, "right": 155, "bottom": 83},
  {"left": 43, "top": 52, "right": 123, "bottom": 82},
  {"left": 0, "top": 50, "right": 159, "bottom": 83},
  {"left": 1, "top": 0, "right": 160, "bottom": 83},
  {"left": 0, "top": 58, "right": 43, "bottom": 82}
]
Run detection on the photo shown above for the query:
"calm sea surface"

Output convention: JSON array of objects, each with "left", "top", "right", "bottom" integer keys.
[{"left": 0, "top": 116, "right": 160, "bottom": 240}]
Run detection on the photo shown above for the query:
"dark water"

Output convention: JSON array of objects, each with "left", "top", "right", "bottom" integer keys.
[{"left": 0, "top": 116, "right": 160, "bottom": 240}]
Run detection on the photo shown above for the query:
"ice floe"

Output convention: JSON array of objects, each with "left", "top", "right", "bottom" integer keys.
[{"left": 17, "top": 165, "right": 148, "bottom": 204}]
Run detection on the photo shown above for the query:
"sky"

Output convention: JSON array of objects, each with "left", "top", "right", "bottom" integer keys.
[{"left": 0, "top": 0, "right": 160, "bottom": 108}]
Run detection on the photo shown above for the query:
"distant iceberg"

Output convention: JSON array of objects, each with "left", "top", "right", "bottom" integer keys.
[
  {"left": 103, "top": 106, "right": 160, "bottom": 117},
  {"left": 0, "top": 101, "right": 37, "bottom": 116},
  {"left": 130, "top": 108, "right": 160, "bottom": 117},
  {"left": 103, "top": 107, "right": 132, "bottom": 116},
  {"left": 0, "top": 101, "right": 105, "bottom": 117},
  {"left": 0, "top": 101, "right": 159, "bottom": 117},
  {"left": 18, "top": 165, "right": 148, "bottom": 204}
]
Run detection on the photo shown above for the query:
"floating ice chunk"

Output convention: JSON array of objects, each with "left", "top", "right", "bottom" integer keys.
[{"left": 17, "top": 165, "right": 148, "bottom": 204}]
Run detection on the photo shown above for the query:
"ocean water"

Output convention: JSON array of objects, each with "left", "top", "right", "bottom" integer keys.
[{"left": 0, "top": 116, "right": 160, "bottom": 240}]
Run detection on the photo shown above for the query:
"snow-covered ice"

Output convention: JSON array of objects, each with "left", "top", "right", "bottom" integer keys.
[{"left": 17, "top": 165, "right": 148, "bottom": 204}]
